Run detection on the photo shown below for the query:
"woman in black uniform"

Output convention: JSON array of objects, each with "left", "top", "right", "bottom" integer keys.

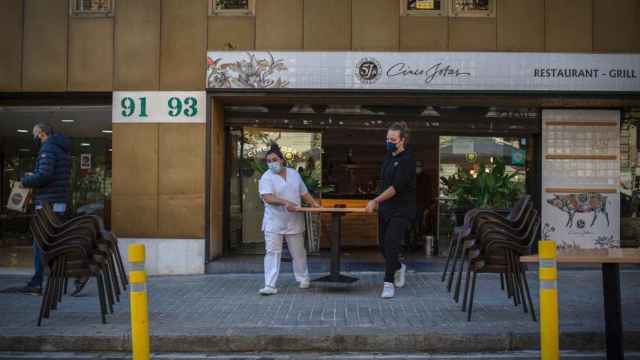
[{"left": 365, "top": 122, "right": 417, "bottom": 299}]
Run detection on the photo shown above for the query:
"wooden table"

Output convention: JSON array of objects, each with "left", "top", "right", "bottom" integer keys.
[
  {"left": 521, "top": 248, "right": 640, "bottom": 360},
  {"left": 295, "top": 207, "right": 369, "bottom": 283}
]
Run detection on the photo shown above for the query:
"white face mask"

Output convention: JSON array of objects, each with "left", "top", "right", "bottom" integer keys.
[{"left": 268, "top": 161, "right": 282, "bottom": 174}]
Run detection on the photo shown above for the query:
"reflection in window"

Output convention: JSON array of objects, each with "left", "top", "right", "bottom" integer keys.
[
  {"left": 1, "top": 135, "right": 112, "bottom": 252},
  {"left": 216, "top": 0, "right": 248, "bottom": 10},
  {"left": 408, "top": 0, "right": 442, "bottom": 11},
  {"left": 453, "top": 0, "right": 488, "bottom": 10},
  {"left": 438, "top": 136, "right": 528, "bottom": 249},
  {"left": 621, "top": 109, "right": 640, "bottom": 247},
  {"left": 450, "top": 0, "right": 494, "bottom": 16},
  {"left": 71, "top": 138, "right": 112, "bottom": 223},
  {"left": 404, "top": 0, "right": 446, "bottom": 16}
]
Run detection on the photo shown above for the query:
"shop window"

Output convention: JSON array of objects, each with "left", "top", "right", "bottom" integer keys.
[
  {"left": 621, "top": 109, "right": 640, "bottom": 248},
  {"left": 402, "top": 0, "right": 447, "bottom": 16},
  {"left": 449, "top": 0, "right": 495, "bottom": 17},
  {"left": 209, "top": 0, "right": 254, "bottom": 16},
  {"left": 438, "top": 136, "right": 529, "bottom": 251},
  {"left": 70, "top": 0, "right": 114, "bottom": 17}
]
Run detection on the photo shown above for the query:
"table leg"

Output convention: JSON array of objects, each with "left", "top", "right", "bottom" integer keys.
[
  {"left": 331, "top": 213, "right": 341, "bottom": 276},
  {"left": 313, "top": 213, "right": 357, "bottom": 283},
  {"left": 602, "top": 263, "right": 624, "bottom": 360},
  {"left": 434, "top": 201, "right": 440, "bottom": 257}
]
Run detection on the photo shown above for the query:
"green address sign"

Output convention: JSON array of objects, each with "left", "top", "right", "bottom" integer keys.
[
  {"left": 168, "top": 97, "right": 198, "bottom": 117},
  {"left": 113, "top": 92, "right": 205, "bottom": 123},
  {"left": 119, "top": 96, "right": 198, "bottom": 118},
  {"left": 120, "top": 97, "right": 148, "bottom": 117}
]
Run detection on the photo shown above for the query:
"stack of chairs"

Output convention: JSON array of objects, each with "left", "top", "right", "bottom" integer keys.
[
  {"left": 441, "top": 195, "right": 540, "bottom": 321},
  {"left": 31, "top": 201, "right": 128, "bottom": 326}
]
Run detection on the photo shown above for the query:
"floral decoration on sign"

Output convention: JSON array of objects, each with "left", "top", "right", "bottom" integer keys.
[{"left": 206, "top": 52, "right": 289, "bottom": 89}]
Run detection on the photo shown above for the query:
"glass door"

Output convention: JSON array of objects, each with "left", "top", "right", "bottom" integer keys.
[{"left": 228, "top": 127, "right": 323, "bottom": 254}]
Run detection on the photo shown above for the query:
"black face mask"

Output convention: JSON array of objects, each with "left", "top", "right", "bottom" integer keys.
[{"left": 33, "top": 135, "right": 40, "bottom": 145}]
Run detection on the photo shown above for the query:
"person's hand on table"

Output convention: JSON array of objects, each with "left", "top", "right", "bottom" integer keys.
[
  {"left": 285, "top": 201, "right": 299, "bottom": 212},
  {"left": 311, "top": 201, "right": 321, "bottom": 208},
  {"left": 365, "top": 200, "right": 378, "bottom": 213}
]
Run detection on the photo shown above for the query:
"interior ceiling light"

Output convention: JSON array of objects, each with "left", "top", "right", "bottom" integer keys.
[
  {"left": 101, "top": 130, "right": 112, "bottom": 133},
  {"left": 61, "top": 119, "right": 75, "bottom": 123},
  {"left": 80, "top": 143, "right": 91, "bottom": 147},
  {"left": 289, "top": 104, "right": 315, "bottom": 114},
  {"left": 17, "top": 129, "right": 29, "bottom": 133},
  {"left": 325, "top": 105, "right": 372, "bottom": 115},
  {"left": 225, "top": 105, "right": 268, "bottom": 113},
  {"left": 420, "top": 106, "right": 440, "bottom": 117}
]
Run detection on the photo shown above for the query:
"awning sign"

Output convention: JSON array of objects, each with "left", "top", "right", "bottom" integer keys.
[
  {"left": 205, "top": 51, "right": 640, "bottom": 92},
  {"left": 112, "top": 92, "right": 206, "bottom": 123}
]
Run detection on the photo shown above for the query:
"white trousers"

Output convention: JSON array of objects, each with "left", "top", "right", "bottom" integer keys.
[{"left": 264, "top": 232, "right": 310, "bottom": 288}]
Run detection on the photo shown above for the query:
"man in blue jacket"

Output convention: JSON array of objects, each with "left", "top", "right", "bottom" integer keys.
[{"left": 16, "top": 123, "right": 72, "bottom": 295}]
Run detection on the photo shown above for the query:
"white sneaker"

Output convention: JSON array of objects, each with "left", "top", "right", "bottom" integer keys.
[
  {"left": 299, "top": 280, "right": 310, "bottom": 289},
  {"left": 394, "top": 263, "right": 407, "bottom": 288},
  {"left": 381, "top": 282, "right": 395, "bottom": 299},
  {"left": 259, "top": 286, "right": 278, "bottom": 295}
]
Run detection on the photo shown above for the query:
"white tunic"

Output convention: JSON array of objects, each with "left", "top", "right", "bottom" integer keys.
[{"left": 259, "top": 167, "right": 309, "bottom": 234}]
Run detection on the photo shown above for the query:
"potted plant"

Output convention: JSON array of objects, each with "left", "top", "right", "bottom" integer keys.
[{"left": 440, "top": 158, "right": 522, "bottom": 225}]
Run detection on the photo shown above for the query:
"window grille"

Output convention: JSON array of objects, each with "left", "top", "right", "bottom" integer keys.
[
  {"left": 450, "top": 0, "right": 495, "bottom": 17},
  {"left": 210, "top": 0, "right": 254, "bottom": 16},
  {"left": 71, "top": 0, "right": 114, "bottom": 17}
]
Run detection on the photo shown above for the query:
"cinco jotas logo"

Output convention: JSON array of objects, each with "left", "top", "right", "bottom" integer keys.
[{"left": 356, "top": 58, "right": 383, "bottom": 84}]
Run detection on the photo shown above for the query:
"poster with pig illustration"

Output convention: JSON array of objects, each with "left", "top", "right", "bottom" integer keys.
[{"left": 542, "top": 110, "right": 621, "bottom": 249}]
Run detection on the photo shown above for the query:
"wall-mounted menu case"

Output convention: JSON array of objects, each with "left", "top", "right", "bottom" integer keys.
[{"left": 542, "top": 110, "right": 621, "bottom": 249}]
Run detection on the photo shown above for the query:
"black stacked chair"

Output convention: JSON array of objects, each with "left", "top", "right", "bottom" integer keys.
[
  {"left": 451, "top": 199, "right": 533, "bottom": 303},
  {"left": 31, "top": 201, "right": 127, "bottom": 326},
  {"left": 442, "top": 195, "right": 531, "bottom": 291},
  {"left": 439, "top": 195, "right": 539, "bottom": 321},
  {"left": 40, "top": 202, "right": 128, "bottom": 292},
  {"left": 463, "top": 209, "right": 540, "bottom": 321}
]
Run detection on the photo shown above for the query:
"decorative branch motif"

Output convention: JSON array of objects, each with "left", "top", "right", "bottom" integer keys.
[{"left": 207, "top": 52, "right": 289, "bottom": 89}]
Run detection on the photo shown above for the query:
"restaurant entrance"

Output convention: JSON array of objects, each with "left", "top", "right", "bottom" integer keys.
[{"left": 220, "top": 104, "right": 541, "bottom": 260}]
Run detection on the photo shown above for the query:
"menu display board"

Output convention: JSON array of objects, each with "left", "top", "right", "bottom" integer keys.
[{"left": 542, "top": 110, "right": 620, "bottom": 249}]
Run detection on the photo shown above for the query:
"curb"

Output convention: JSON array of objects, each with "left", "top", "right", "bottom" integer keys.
[{"left": 2, "top": 331, "right": 639, "bottom": 353}]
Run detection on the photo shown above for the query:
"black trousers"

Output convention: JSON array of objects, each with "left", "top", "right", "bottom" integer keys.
[{"left": 379, "top": 215, "right": 411, "bottom": 283}]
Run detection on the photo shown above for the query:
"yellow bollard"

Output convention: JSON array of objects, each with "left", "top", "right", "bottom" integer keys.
[
  {"left": 128, "top": 244, "right": 150, "bottom": 360},
  {"left": 539, "top": 240, "right": 559, "bottom": 360}
]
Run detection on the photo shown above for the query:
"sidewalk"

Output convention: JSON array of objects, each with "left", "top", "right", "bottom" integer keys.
[{"left": 0, "top": 270, "right": 639, "bottom": 353}]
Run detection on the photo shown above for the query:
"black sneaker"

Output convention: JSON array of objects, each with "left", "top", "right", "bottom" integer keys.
[
  {"left": 0, "top": 286, "right": 22, "bottom": 294},
  {"left": 16, "top": 285, "right": 42, "bottom": 296}
]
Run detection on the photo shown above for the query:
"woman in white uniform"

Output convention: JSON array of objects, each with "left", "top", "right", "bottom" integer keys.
[{"left": 258, "top": 144, "right": 321, "bottom": 295}]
